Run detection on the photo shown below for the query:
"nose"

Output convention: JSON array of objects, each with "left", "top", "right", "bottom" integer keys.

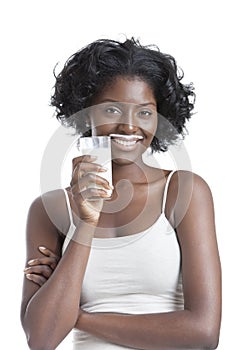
[{"left": 117, "top": 110, "right": 139, "bottom": 134}]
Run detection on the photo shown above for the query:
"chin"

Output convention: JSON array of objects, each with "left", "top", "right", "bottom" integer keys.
[
  {"left": 112, "top": 158, "right": 134, "bottom": 166},
  {"left": 112, "top": 153, "right": 142, "bottom": 166},
  {"left": 111, "top": 141, "right": 147, "bottom": 166}
]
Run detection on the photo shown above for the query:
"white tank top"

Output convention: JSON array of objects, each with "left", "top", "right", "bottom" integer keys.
[{"left": 62, "top": 171, "right": 184, "bottom": 349}]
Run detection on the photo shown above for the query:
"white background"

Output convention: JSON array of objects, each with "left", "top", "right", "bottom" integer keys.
[{"left": 0, "top": 0, "right": 232, "bottom": 348}]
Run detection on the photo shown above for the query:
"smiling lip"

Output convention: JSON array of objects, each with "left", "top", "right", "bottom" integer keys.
[{"left": 109, "top": 134, "right": 143, "bottom": 148}]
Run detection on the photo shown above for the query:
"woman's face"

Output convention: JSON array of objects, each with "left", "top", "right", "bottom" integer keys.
[{"left": 88, "top": 77, "right": 158, "bottom": 164}]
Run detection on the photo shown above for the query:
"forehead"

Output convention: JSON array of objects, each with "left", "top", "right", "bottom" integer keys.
[{"left": 93, "top": 77, "right": 156, "bottom": 105}]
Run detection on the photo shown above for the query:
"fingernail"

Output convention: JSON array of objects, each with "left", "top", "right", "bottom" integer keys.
[
  {"left": 39, "top": 246, "right": 46, "bottom": 250},
  {"left": 104, "top": 190, "right": 112, "bottom": 197},
  {"left": 28, "top": 259, "right": 36, "bottom": 265},
  {"left": 89, "top": 155, "right": 98, "bottom": 160},
  {"left": 26, "top": 274, "right": 32, "bottom": 279},
  {"left": 106, "top": 184, "right": 114, "bottom": 190},
  {"left": 24, "top": 267, "right": 30, "bottom": 272},
  {"left": 99, "top": 167, "right": 108, "bottom": 172}
]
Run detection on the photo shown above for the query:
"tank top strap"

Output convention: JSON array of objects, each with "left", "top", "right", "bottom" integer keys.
[
  {"left": 162, "top": 170, "right": 176, "bottom": 213},
  {"left": 63, "top": 188, "right": 74, "bottom": 225}
]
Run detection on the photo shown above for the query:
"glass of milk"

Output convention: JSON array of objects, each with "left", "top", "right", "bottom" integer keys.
[{"left": 79, "top": 136, "right": 113, "bottom": 200}]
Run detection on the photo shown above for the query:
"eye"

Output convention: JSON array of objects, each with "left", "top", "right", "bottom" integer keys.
[
  {"left": 105, "top": 106, "right": 122, "bottom": 115},
  {"left": 137, "top": 110, "right": 154, "bottom": 119}
]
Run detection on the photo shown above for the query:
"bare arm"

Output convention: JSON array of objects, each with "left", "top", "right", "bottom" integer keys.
[
  {"left": 21, "top": 194, "right": 96, "bottom": 350},
  {"left": 20, "top": 156, "right": 112, "bottom": 350},
  {"left": 75, "top": 172, "right": 222, "bottom": 349}
]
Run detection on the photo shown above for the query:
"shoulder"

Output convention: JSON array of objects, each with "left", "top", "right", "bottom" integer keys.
[
  {"left": 28, "top": 189, "right": 70, "bottom": 236},
  {"left": 169, "top": 170, "right": 212, "bottom": 193},
  {"left": 169, "top": 170, "right": 213, "bottom": 199},
  {"left": 166, "top": 170, "right": 213, "bottom": 228},
  {"left": 29, "top": 189, "right": 65, "bottom": 214}
]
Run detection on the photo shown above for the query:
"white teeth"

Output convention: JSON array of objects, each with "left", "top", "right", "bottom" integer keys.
[
  {"left": 114, "top": 139, "right": 137, "bottom": 146},
  {"left": 109, "top": 134, "right": 143, "bottom": 147},
  {"left": 110, "top": 134, "right": 143, "bottom": 140}
]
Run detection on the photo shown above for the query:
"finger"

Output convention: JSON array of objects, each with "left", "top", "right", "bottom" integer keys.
[
  {"left": 24, "top": 265, "right": 53, "bottom": 278},
  {"left": 25, "top": 273, "right": 48, "bottom": 287},
  {"left": 26, "top": 256, "right": 58, "bottom": 270},
  {"left": 71, "top": 162, "right": 106, "bottom": 186},
  {"left": 83, "top": 173, "right": 113, "bottom": 189},
  {"left": 38, "top": 246, "right": 60, "bottom": 269},
  {"left": 78, "top": 187, "right": 112, "bottom": 201},
  {"left": 72, "top": 172, "right": 113, "bottom": 193},
  {"left": 72, "top": 155, "right": 97, "bottom": 172},
  {"left": 38, "top": 246, "right": 59, "bottom": 259}
]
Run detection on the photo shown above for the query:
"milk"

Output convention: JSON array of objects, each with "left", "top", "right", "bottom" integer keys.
[{"left": 80, "top": 136, "right": 112, "bottom": 199}]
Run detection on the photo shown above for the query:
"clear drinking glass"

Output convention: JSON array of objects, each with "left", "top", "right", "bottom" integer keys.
[{"left": 79, "top": 136, "right": 113, "bottom": 199}]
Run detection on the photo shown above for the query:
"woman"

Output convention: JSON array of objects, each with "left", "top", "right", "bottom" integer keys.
[{"left": 21, "top": 38, "right": 221, "bottom": 349}]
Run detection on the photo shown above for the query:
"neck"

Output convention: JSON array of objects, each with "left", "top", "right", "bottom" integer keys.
[{"left": 112, "top": 157, "right": 149, "bottom": 185}]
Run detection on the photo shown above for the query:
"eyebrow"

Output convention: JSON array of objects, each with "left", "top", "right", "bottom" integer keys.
[
  {"left": 139, "top": 102, "right": 157, "bottom": 107},
  {"left": 97, "top": 99, "right": 157, "bottom": 107}
]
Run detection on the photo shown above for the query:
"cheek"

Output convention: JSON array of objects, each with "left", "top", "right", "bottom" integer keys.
[
  {"left": 151, "top": 118, "right": 158, "bottom": 137},
  {"left": 140, "top": 117, "right": 158, "bottom": 140},
  {"left": 89, "top": 111, "right": 118, "bottom": 134}
]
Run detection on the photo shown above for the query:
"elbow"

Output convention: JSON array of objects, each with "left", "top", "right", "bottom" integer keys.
[
  {"left": 27, "top": 335, "right": 52, "bottom": 350},
  {"left": 21, "top": 315, "right": 64, "bottom": 350},
  {"left": 25, "top": 325, "right": 72, "bottom": 350},
  {"left": 203, "top": 331, "right": 220, "bottom": 349},
  {"left": 27, "top": 336, "right": 54, "bottom": 350},
  {"left": 25, "top": 327, "right": 57, "bottom": 350},
  {"left": 197, "top": 323, "right": 220, "bottom": 349},
  {"left": 22, "top": 321, "right": 54, "bottom": 350},
  {"left": 201, "top": 335, "right": 219, "bottom": 349}
]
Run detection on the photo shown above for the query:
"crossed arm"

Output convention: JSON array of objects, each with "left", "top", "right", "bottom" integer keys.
[{"left": 21, "top": 175, "right": 222, "bottom": 349}]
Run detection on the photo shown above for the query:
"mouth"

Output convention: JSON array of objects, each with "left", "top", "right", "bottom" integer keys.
[{"left": 109, "top": 134, "right": 143, "bottom": 147}]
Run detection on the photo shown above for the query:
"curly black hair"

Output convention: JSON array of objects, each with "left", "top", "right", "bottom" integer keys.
[{"left": 51, "top": 38, "right": 195, "bottom": 152}]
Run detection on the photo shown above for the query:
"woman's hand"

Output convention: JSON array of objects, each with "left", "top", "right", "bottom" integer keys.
[
  {"left": 24, "top": 246, "right": 60, "bottom": 286},
  {"left": 70, "top": 155, "right": 113, "bottom": 225}
]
